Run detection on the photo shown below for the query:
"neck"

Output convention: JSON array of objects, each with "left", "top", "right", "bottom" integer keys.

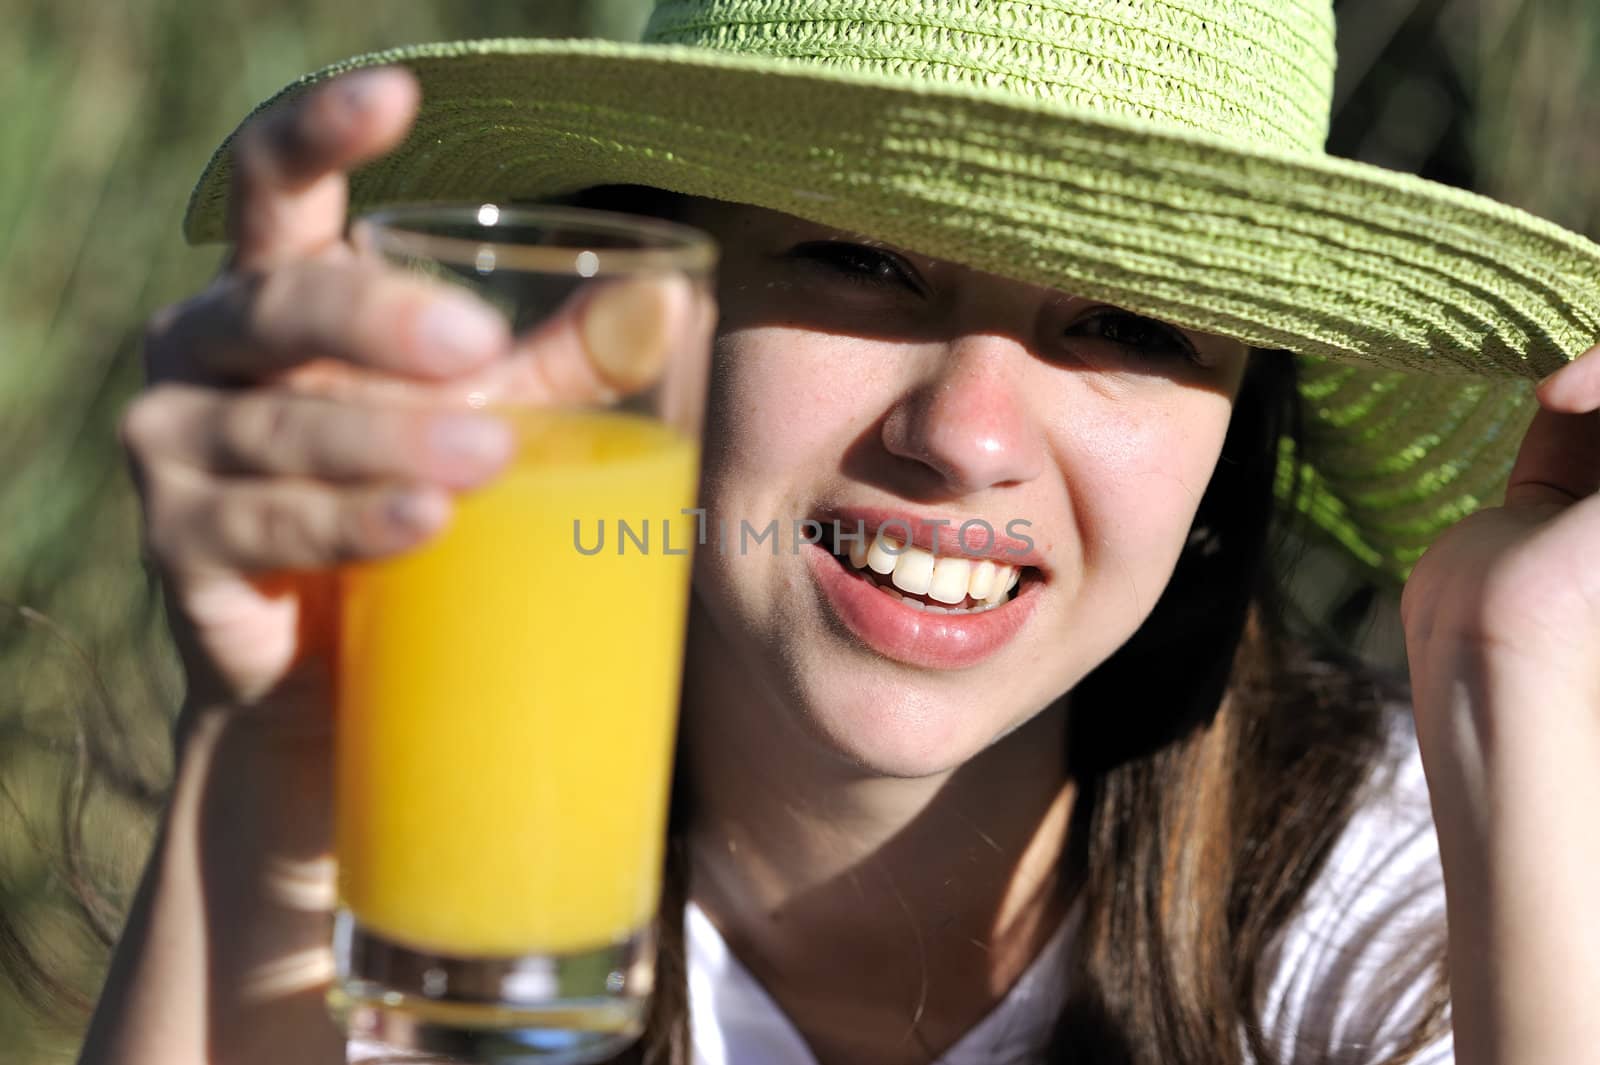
[{"left": 678, "top": 612, "right": 1077, "bottom": 1062}]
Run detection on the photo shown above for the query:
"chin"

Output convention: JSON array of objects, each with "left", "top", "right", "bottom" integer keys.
[{"left": 793, "top": 683, "right": 1008, "bottom": 779}]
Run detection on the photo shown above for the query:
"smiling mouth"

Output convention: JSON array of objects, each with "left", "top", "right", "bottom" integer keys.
[{"left": 824, "top": 528, "right": 1034, "bottom": 615}]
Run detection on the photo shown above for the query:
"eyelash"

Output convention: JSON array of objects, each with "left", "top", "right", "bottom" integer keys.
[
  {"left": 1067, "top": 310, "right": 1202, "bottom": 365},
  {"left": 789, "top": 242, "right": 1203, "bottom": 366},
  {"left": 789, "top": 241, "right": 925, "bottom": 294}
]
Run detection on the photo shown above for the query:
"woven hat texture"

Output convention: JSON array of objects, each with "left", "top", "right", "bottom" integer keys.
[{"left": 184, "top": 0, "right": 1600, "bottom": 580}]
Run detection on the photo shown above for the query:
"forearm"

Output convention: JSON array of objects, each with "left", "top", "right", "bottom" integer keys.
[
  {"left": 1415, "top": 657, "right": 1600, "bottom": 1065},
  {"left": 78, "top": 699, "right": 345, "bottom": 1065}
]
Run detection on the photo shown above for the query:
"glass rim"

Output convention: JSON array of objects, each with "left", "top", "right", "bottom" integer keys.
[{"left": 354, "top": 202, "right": 719, "bottom": 276}]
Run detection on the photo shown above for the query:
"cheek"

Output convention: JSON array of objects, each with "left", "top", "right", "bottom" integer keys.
[
  {"left": 1058, "top": 389, "right": 1235, "bottom": 572},
  {"left": 701, "top": 325, "right": 879, "bottom": 485}
]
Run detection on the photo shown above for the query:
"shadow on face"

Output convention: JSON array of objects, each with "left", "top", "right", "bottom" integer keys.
[{"left": 670, "top": 196, "right": 1250, "bottom": 395}]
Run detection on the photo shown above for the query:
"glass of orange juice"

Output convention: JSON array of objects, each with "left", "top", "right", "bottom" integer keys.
[{"left": 330, "top": 204, "right": 716, "bottom": 1063}]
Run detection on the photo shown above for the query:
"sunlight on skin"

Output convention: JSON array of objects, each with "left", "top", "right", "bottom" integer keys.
[{"left": 676, "top": 198, "right": 1250, "bottom": 782}]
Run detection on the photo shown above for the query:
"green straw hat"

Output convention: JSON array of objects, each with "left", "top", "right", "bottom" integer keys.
[{"left": 184, "top": 0, "right": 1600, "bottom": 581}]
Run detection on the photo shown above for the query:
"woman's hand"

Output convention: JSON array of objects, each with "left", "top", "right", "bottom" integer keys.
[
  {"left": 131, "top": 68, "right": 690, "bottom": 713},
  {"left": 1400, "top": 348, "right": 1600, "bottom": 1065},
  {"left": 87, "top": 67, "right": 709, "bottom": 1065}
]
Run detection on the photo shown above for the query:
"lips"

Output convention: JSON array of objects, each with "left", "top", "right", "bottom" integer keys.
[{"left": 803, "top": 541, "right": 1039, "bottom": 671}]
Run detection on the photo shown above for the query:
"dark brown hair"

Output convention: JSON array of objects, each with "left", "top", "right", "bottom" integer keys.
[{"left": 1043, "top": 350, "right": 1451, "bottom": 1064}]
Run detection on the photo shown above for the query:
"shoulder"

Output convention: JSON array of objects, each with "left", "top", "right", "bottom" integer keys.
[{"left": 1254, "top": 705, "right": 1455, "bottom": 1065}]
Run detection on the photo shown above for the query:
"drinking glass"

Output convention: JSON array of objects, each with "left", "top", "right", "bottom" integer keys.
[{"left": 329, "top": 203, "right": 716, "bottom": 1064}]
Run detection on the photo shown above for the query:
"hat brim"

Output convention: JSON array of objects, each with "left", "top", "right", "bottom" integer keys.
[{"left": 184, "top": 38, "right": 1592, "bottom": 579}]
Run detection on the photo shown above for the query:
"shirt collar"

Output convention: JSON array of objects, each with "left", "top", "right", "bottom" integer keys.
[{"left": 685, "top": 899, "right": 1078, "bottom": 1065}]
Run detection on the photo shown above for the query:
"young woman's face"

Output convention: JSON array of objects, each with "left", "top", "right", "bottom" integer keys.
[{"left": 677, "top": 200, "right": 1251, "bottom": 778}]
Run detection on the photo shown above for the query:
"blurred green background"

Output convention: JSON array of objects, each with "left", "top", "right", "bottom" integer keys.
[{"left": 1, "top": 0, "right": 1596, "bottom": 1061}]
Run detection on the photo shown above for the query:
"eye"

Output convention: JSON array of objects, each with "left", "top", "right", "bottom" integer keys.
[
  {"left": 1066, "top": 309, "right": 1203, "bottom": 365},
  {"left": 787, "top": 241, "right": 927, "bottom": 295}
]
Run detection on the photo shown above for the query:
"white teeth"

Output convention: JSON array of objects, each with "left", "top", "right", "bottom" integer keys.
[
  {"left": 866, "top": 532, "right": 901, "bottom": 575},
  {"left": 894, "top": 588, "right": 925, "bottom": 612},
  {"left": 967, "top": 559, "right": 997, "bottom": 601},
  {"left": 890, "top": 548, "right": 935, "bottom": 596},
  {"left": 847, "top": 533, "right": 870, "bottom": 569},
  {"left": 927, "top": 557, "right": 973, "bottom": 605},
  {"left": 883, "top": 584, "right": 1000, "bottom": 614},
  {"left": 985, "top": 565, "right": 1016, "bottom": 604},
  {"left": 847, "top": 526, "right": 1028, "bottom": 608}
]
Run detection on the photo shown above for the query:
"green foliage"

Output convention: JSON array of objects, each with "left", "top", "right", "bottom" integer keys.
[{"left": 1472, "top": 0, "right": 1600, "bottom": 235}]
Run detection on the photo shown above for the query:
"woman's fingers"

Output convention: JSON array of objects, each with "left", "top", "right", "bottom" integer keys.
[
  {"left": 131, "top": 273, "right": 712, "bottom": 500},
  {"left": 139, "top": 463, "right": 451, "bottom": 574},
  {"left": 1509, "top": 347, "right": 1600, "bottom": 509},
  {"left": 1504, "top": 407, "right": 1600, "bottom": 509},
  {"left": 146, "top": 257, "right": 509, "bottom": 385},
  {"left": 143, "top": 253, "right": 712, "bottom": 400},
  {"left": 121, "top": 385, "right": 514, "bottom": 488},
  {"left": 229, "top": 67, "right": 421, "bottom": 272},
  {"left": 1537, "top": 343, "right": 1600, "bottom": 414}
]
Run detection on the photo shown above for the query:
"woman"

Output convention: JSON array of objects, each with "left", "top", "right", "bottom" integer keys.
[{"left": 75, "top": 2, "right": 1600, "bottom": 1064}]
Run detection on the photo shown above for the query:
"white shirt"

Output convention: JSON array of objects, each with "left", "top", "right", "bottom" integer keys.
[
  {"left": 686, "top": 713, "right": 1454, "bottom": 1065},
  {"left": 350, "top": 715, "right": 1454, "bottom": 1064}
]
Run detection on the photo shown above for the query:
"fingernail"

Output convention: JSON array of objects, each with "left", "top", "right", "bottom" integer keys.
[
  {"left": 336, "top": 68, "right": 398, "bottom": 116},
  {"left": 415, "top": 293, "right": 509, "bottom": 372},
  {"left": 580, "top": 279, "right": 686, "bottom": 391},
  {"left": 386, "top": 489, "right": 451, "bottom": 533},
  {"left": 427, "top": 414, "right": 514, "bottom": 465},
  {"left": 1538, "top": 344, "right": 1597, "bottom": 388}
]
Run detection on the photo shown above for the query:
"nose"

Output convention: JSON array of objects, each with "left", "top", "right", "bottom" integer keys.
[{"left": 880, "top": 335, "right": 1049, "bottom": 495}]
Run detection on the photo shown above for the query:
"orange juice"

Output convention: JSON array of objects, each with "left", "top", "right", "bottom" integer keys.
[{"left": 337, "top": 409, "right": 699, "bottom": 957}]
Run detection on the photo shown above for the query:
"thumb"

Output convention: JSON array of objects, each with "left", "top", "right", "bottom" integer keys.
[{"left": 494, "top": 275, "right": 714, "bottom": 408}]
